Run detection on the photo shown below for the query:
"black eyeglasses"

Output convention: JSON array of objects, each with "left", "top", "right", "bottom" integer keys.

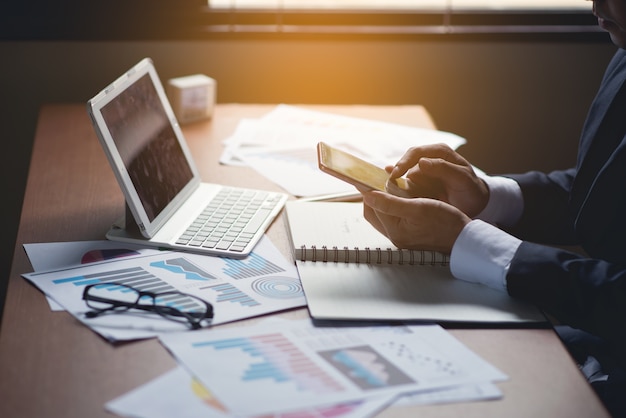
[{"left": 82, "top": 283, "right": 214, "bottom": 330}]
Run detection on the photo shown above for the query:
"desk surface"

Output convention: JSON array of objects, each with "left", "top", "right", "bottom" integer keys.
[{"left": 0, "top": 104, "right": 608, "bottom": 418}]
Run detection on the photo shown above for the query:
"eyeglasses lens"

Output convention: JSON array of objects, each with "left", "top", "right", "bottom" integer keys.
[{"left": 86, "top": 283, "right": 140, "bottom": 311}]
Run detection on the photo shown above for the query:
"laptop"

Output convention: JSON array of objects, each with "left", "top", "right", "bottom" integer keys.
[{"left": 87, "top": 58, "right": 287, "bottom": 258}]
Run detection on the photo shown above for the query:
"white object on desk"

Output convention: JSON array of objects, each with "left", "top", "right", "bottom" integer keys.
[
  {"left": 221, "top": 105, "right": 467, "bottom": 197},
  {"left": 285, "top": 201, "right": 546, "bottom": 324},
  {"left": 167, "top": 74, "right": 216, "bottom": 123},
  {"left": 158, "top": 319, "right": 507, "bottom": 416},
  {"left": 21, "top": 236, "right": 305, "bottom": 342}
]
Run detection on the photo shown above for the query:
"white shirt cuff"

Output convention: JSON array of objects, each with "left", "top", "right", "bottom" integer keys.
[
  {"left": 477, "top": 175, "right": 523, "bottom": 226},
  {"left": 450, "top": 219, "right": 522, "bottom": 292}
]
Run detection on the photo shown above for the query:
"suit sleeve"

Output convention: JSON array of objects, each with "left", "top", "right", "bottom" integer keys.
[
  {"left": 502, "top": 169, "right": 626, "bottom": 355},
  {"left": 504, "top": 169, "right": 578, "bottom": 244},
  {"left": 507, "top": 242, "right": 626, "bottom": 358}
]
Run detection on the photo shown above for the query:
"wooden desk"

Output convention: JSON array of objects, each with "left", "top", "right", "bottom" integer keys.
[{"left": 0, "top": 104, "right": 608, "bottom": 418}]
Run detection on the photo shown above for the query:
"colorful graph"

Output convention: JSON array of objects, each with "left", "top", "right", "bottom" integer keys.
[
  {"left": 81, "top": 248, "right": 140, "bottom": 264},
  {"left": 189, "top": 378, "right": 228, "bottom": 413},
  {"left": 150, "top": 257, "right": 217, "bottom": 281},
  {"left": 193, "top": 333, "right": 345, "bottom": 394},
  {"left": 52, "top": 266, "right": 206, "bottom": 312},
  {"left": 200, "top": 283, "right": 260, "bottom": 307},
  {"left": 221, "top": 253, "right": 285, "bottom": 280},
  {"left": 251, "top": 276, "right": 303, "bottom": 299},
  {"left": 318, "top": 346, "right": 414, "bottom": 390}
]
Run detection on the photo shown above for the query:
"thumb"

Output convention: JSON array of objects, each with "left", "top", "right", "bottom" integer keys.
[{"left": 362, "top": 190, "right": 414, "bottom": 218}]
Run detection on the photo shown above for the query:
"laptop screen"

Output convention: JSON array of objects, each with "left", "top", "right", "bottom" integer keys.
[{"left": 100, "top": 72, "right": 194, "bottom": 222}]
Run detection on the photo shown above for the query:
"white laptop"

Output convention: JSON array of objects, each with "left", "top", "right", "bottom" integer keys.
[{"left": 87, "top": 58, "right": 287, "bottom": 258}]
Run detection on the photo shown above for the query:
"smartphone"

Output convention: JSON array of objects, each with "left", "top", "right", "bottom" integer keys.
[{"left": 317, "top": 142, "right": 415, "bottom": 198}]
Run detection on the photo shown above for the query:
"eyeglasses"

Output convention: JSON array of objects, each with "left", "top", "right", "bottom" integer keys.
[{"left": 82, "top": 283, "right": 214, "bottom": 330}]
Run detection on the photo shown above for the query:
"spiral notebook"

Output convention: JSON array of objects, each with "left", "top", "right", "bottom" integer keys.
[{"left": 285, "top": 201, "right": 545, "bottom": 324}]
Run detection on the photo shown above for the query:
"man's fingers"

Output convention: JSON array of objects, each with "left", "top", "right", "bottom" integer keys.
[
  {"left": 362, "top": 191, "right": 417, "bottom": 219},
  {"left": 410, "top": 157, "right": 473, "bottom": 188},
  {"left": 389, "top": 144, "right": 453, "bottom": 178}
]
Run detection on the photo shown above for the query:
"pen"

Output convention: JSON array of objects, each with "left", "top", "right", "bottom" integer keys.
[{"left": 297, "top": 191, "right": 362, "bottom": 202}]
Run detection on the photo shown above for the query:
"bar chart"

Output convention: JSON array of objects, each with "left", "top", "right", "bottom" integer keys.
[
  {"left": 193, "top": 333, "right": 345, "bottom": 395},
  {"left": 52, "top": 266, "right": 206, "bottom": 313},
  {"left": 221, "top": 252, "right": 285, "bottom": 280},
  {"left": 200, "top": 282, "right": 260, "bottom": 307}
]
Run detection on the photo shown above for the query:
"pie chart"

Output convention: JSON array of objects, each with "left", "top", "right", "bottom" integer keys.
[{"left": 81, "top": 248, "right": 140, "bottom": 264}]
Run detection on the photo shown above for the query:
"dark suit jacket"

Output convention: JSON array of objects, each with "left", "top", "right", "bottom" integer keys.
[{"left": 502, "top": 49, "right": 626, "bottom": 365}]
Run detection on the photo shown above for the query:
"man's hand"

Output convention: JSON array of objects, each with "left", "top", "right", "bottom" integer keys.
[
  {"left": 388, "top": 144, "right": 489, "bottom": 218},
  {"left": 361, "top": 190, "right": 471, "bottom": 254}
]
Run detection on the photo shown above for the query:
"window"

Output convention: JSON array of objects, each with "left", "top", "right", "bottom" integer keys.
[
  {"left": 201, "top": 0, "right": 601, "bottom": 39},
  {"left": 207, "top": 0, "right": 589, "bottom": 12},
  {"left": 0, "top": 0, "right": 604, "bottom": 41}
]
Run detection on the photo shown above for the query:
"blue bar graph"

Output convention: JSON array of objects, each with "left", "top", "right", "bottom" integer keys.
[
  {"left": 51, "top": 266, "right": 205, "bottom": 313},
  {"left": 53, "top": 267, "right": 146, "bottom": 287},
  {"left": 221, "top": 253, "right": 285, "bottom": 280},
  {"left": 192, "top": 333, "right": 344, "bottom": 394},
  {"left": 201, "top": 283, "right": 260, "bottom": 307}
]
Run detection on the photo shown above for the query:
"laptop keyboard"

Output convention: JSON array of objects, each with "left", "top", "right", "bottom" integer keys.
[{"left": 175, "top": 187, "right": 284, "bottom": 253}]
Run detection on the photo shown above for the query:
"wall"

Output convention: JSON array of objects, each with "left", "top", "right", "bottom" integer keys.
[{"left": 0, "top": 38, "right": 617, "bottom": 311}]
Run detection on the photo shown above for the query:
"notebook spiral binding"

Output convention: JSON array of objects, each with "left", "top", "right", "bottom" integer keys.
[{"left": 299, "top": 245, "right": 449, "bottom": 266}]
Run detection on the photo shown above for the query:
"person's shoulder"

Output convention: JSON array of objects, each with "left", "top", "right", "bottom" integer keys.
[
  {"left": 601, "top": 48, "right": 626, "bottom": 82},
  {"left": 612, "top": 48, "right": 626, "bottom": 65}
]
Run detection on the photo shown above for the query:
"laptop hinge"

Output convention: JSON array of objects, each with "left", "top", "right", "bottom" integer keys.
[{"left": 123, "top": 203, "right": 142, "bottom": 235}]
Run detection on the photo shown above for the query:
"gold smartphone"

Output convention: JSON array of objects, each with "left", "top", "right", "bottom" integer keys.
[{"left": 317, "top": 142, "right": 415, "bottom": 197}]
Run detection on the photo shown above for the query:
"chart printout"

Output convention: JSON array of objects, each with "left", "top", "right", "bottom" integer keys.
[
  {"left": 22, "top": 237, "right": 305, "bottom": 341},
  {"left": 159, "top": 319, "right": 506, "bottom": 416}
]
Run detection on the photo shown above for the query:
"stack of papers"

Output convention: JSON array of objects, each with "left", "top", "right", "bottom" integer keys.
[
  {"left": 23, "top": 238, "right": 506, "bottom": 417},
  {"left": 23, "top": 237, "right": 306, "bottom": 342},
  {"left": 221, "top": 105, "right": 466, "bottom": 197},
  {"left": 111, "top": 318, "right": 505, "bottom": 417}
]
